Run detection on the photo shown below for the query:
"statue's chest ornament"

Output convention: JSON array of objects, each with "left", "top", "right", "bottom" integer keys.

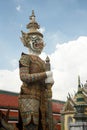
[{"left": 29, "top": 55, "right": 45, "bottom": 72}]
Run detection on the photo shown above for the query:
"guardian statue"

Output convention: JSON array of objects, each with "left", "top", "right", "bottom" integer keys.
[{"left": 19, "top": 10, "right": 54, "bottom": 130}]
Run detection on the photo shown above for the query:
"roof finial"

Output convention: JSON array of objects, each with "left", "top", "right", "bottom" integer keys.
[
  {"left": 78, "top": 75, "right": 81, "bottom": 88},
  {"left": 76, "top": 76, "right": 85, "bottom": 105}
]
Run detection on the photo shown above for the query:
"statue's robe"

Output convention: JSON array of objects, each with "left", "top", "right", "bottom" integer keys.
[{"left": 19, "top": 53, "right": 48, "bottom": 129}]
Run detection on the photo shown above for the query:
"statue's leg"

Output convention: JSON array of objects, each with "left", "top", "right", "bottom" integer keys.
[
  {"left": 19, "top": 97, "right": 40, "bottom": 130},
  {"left": 23, "top": 123, "right": 38, "bottom": 130}
]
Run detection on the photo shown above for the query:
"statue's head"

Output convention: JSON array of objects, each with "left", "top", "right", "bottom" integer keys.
[
  {"left": 20, "top": 10, "right": 45, "bottom": 55},
  {"left": 28, "top": 35, "right": 44, "bottom": 55}
]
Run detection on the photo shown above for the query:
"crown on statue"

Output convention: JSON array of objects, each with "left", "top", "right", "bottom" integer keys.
[{"left": 20, "top": 10, "right": 43, "bottom": 48}]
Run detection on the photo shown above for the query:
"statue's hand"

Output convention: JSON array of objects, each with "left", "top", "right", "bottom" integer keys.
[
  {"left": 45, "top": 76, "right": 54, "bottom": 85},
  {"left": 46, "top": 71, "right": 53, "bottom": 77}
]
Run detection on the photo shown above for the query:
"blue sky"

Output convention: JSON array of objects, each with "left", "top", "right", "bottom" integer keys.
[
  {"left": 0, "top": 0, "right": 87, "bottom": 100},
  {"left": 0, "top": 0, "right": 87, "bottom": 69}
]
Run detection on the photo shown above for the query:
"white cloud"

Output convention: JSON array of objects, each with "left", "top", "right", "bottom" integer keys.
[
  {"left": 16, "top": 5, "right": 21, "bottom": 12},
  {"left": 40, "top": 52, "right": 47, "bottom": 60},
  {"left": 0, "top": 36, "right": 87, "bottom": 101},
  {"left": 0, "top": 68, "right": 21, "bottom": 93},
  {"left": 38, "top": 27, "right": 45, "bottom": 34},
  {"left": 50, "top": 36, "right": 87, "bottom": 100},
  {"left": 20, "top": 24, "right": 23, "bottom": 28}
]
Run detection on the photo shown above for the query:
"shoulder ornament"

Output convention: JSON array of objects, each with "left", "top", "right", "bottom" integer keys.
[{"left": 19, "top": 53, "right": 30, "bottom": 67}]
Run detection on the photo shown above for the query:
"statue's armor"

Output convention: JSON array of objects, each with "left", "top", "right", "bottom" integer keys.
[{"left": 19, "top": 53, "right": 47, "bottom": 127}]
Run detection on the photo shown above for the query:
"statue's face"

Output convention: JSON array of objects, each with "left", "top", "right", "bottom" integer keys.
[{"left": 29, "top": 35, "right": 44, "bottom": 54}]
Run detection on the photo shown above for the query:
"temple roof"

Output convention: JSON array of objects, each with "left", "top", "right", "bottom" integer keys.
[
  {"left": 75, "top": 76, "right": 86, "bottom": 105},
  {"left": 0, "top": 90, "right": 18, "bottom": 109},
  {"left": 52, "top": 100, "right": 65, "bottom": 113},
  {"left": 62, "top": 78, "right": 87, "bottom": 114}
]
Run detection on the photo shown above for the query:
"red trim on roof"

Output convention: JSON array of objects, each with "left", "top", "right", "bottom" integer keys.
[
  {"left": 0, "top": 94, "right": 18, "bottom": 107},
  {"left": 53, "top": 114, "right": 61, "bottom": 121}
]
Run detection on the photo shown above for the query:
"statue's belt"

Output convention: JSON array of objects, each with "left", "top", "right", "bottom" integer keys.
[{"left": 19, "top": 93, "right": 41, "bottom": 100}]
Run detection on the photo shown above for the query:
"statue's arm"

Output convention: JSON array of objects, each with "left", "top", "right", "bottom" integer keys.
[
  {"left": 19, "top": 66, "right": 47, "bottom": 83},
  {"left": 19, "top": 53, "right": 52, "bottom": 84}
]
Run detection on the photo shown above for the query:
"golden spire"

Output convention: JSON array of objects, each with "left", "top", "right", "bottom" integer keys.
[
  {"left": 78, "top": 75, "right": 81, "bottom": 90},
  {"left": 26, "top": 10, "right": 41, "bottom": 34},
  {"left": 76, "top": 76, "right": 85, "bottom": 105},
  {"left": 30, "top": 10, "right": 35, "bottom": 22}
]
